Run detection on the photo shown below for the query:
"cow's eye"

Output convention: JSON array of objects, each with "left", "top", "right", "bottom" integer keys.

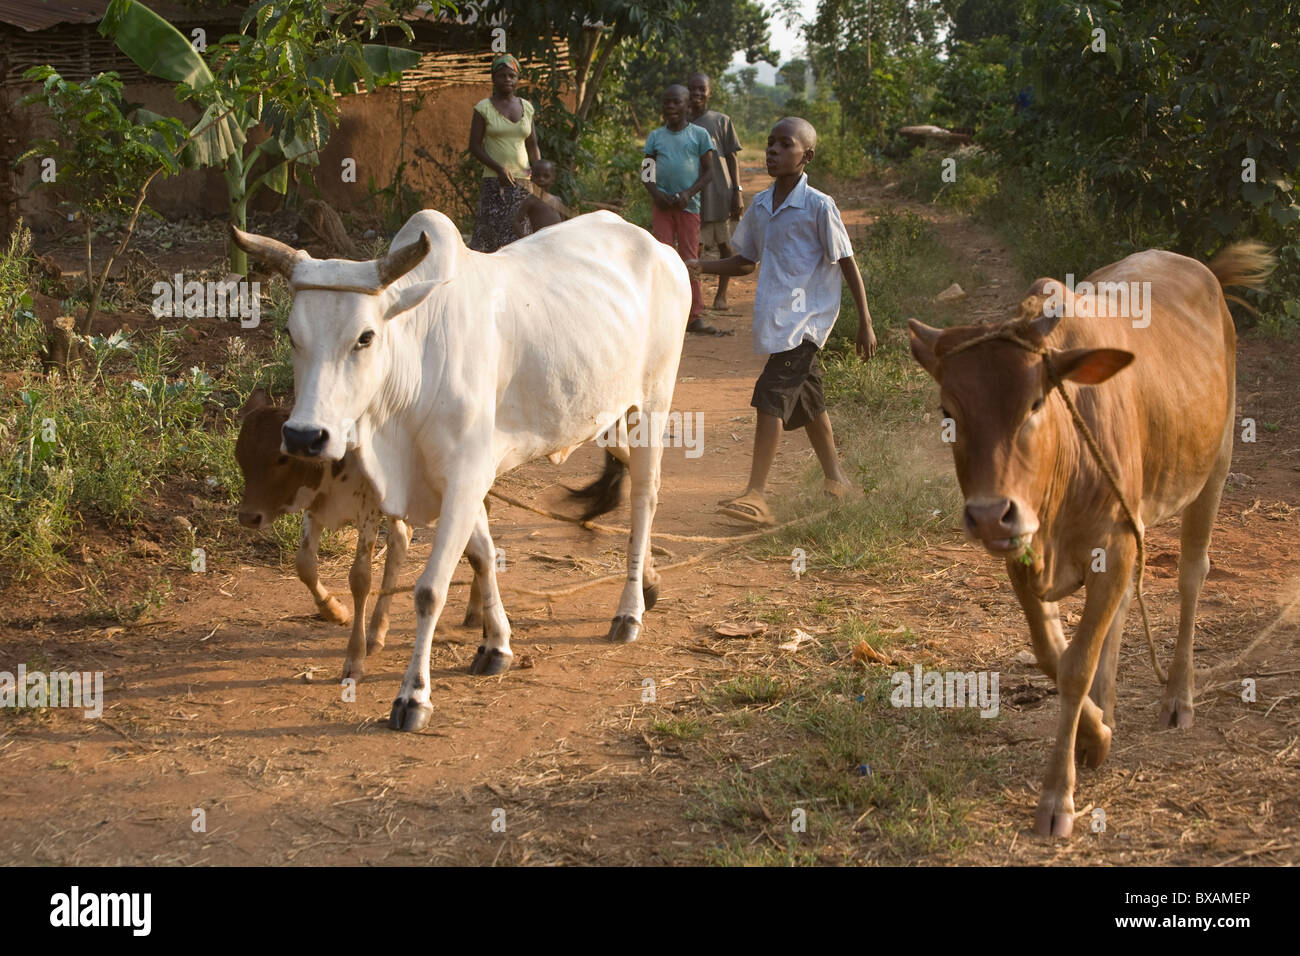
[
  {"left": 1031, "top": 397, "right": 1045, "bottom": 413},
  {"left": 277, "top": 455, "right": 289, "bottom": 465},
  {"left": 356, "top": 330, "right": 375, "bottom": 349}
]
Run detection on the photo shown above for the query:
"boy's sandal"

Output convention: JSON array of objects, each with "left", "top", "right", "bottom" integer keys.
[
  {"left": 686, "top": 319, "right": 734, "bottom": 336},
  {"left": 823, "top": 479, "right": 858, "bottom": 501},
  {"left": 717, "top": 491, "right": 775, "bottom": 526}
]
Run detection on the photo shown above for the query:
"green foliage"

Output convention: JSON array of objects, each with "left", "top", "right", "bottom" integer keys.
[
  {"left": 983, "top": 0, "right": 1299, "bottom": 310},
  {"left": 930, "top": 35, "right": 1011, "bottom": 130},
  {"left": 0, "top": 223, "right": 47, "bottom": 373},
  {"left": 807, "top": 0, "right": 948, "bottom": 143},
  {"left": 100, "top": 0, "right": 429, "bottom": 272},
  {"left": 620, "top": 0, "right": 775, "bottom": 126}
]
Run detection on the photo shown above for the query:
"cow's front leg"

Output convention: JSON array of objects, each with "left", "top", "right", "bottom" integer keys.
[
  {"left": 367, "top": 517, "right": 410, "bottom": 658},
  {"left": 342, "top": 511, "right": 379, "bottom": 681},
  {"left": 1089, "top": 583, "right": 1131, "bottom": 729},
  {"left": 464, "top": 502, "right": 513, "bottom": 675},
  {"left": 297, "top": 513, "right": 349, "bottom": 624},
  {"left": 390, "top": 488, "right": 484, "bottom": 732},
  {"left": 607, "top": 424, "right": 661, "bottom": 643},
  {"left": 1032, "top": 538, "right": 1134, "bottom": 837},
  {"left": 1008, "top": 564, "right": 1110, "bottom": 763}
]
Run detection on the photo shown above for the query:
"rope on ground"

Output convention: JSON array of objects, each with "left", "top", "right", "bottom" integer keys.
[
  {"left": 1194, "top": 578, "right": 1300, "bottom": 686},
  {"left": 486, "top": 488, "right": 780, "bottom": 543},
  {"left": 371, "top": 507, "right": 832, "bottom": 600}
]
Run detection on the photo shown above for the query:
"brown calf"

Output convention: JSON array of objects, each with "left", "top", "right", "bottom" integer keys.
[
  {"left": 909, "top": 242, "right": 1274, "bottom": 837},
  {"left": 238, "top": 389, "right": 436, "bottom": 681}
]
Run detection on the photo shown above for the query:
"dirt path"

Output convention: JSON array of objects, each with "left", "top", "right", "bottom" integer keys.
[{"left": 2, "top": 160, "right": 1297, "bottom": 865}]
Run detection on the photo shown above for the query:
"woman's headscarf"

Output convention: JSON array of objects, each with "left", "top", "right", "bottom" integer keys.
[{"left": 491, "top": 53, "right": 521, "bottom": 75}]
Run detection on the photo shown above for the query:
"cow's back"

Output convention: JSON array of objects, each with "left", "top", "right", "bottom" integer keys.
[
  {"left": 1050, "top": 250, "right": 1235, "bottom": 523},
  {"left": 445, "top": 212, "right": 692, "bottom": 469}
]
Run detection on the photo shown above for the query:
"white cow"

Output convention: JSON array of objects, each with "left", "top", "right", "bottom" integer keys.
[{"left": 233, "top": 210, "right": 692, "bottom": 731}]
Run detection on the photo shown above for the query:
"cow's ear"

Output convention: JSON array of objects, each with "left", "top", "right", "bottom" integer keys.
[
  {"left": 382, "top": 279, "right": 447, "bottom": 321},
  {"left": 239, "top": 387, "right": 272, "bottom": 421},
  {"left": 1051, "top": 348, "right": 1134, "bottom": 385},
  {"left": 908, "top": 319, "right": 943, "bottom": 381}
]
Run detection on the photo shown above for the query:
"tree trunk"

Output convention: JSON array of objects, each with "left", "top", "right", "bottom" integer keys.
[
  {"left": 43, "top": 315, "right": 79, "bottom": 374},
  {"left": 576, "top": 25, "right": 625, "bottom": 130}
]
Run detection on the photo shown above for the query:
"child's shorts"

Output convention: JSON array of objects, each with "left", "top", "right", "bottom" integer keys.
[
  {"left": 699, "top": 218, "right": 734, "bottom": 252},
  {"left": 751, "top": 340, "right": 825, "bottom": 431}
]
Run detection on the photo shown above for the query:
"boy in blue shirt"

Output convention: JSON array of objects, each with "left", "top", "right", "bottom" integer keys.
[
  {"left": 690, "top": 116, "right": 877, "bottom": 524},
  {"left": 643, "top": 84, "right": 722, "bottom": 334}
]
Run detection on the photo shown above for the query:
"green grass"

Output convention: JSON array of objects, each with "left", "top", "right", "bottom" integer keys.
[
  {"left": 689, "top": 663, "right": 1003, "bottom": 864},
  {"left": 650, "top": 715, "right": 706, "bottom": 740}
]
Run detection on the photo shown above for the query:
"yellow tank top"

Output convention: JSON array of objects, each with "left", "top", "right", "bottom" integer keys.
[{"left": 475, "top": 97, "right": 534, "bottom": 179}]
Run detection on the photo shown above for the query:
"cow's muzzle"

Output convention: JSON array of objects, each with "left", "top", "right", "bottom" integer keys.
[
  {"left": 283, "top": 424, "right": 329, "bottom": 458},
  {"left": 963, "top": 497, "right": 1037, "bottom": 554},
  {"left": 238, "top": 508, "right": 266, "bottom": 529}
]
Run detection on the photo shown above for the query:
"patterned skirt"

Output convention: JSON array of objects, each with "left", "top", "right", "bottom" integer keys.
[{"left": 468, "top": 178, "right": 533, "bottom": 252}]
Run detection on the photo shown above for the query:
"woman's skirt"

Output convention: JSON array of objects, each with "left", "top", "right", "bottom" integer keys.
[{"left": 468, "top": 178, "right": 533, "bottom": 252}]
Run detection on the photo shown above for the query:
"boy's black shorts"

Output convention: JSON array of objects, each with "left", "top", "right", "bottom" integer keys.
[{"left": 751, "top": 340, "right": 825, "bottom": 431}]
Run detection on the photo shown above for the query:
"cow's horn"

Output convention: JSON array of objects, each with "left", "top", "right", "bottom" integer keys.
[
  {"left": 377, "top": 231, "right": 431, "bottom": 286},
  {"left": 230, "top": 225, "right": 307, "bottom": 279}
]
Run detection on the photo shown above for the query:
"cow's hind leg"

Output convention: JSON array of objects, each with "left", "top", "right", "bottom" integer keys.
[
  {"left": 367, "top": 516, "right": 410, "bottom": 657},
  {"left": 390, "top": 488, "right": 484, "bottom": 732},
  {"left": 606, "top": 415, "right": 661, "bottom": 643},
  {"left": 297, "top": 513, "right": 349, "bottom": 624},
  {"left": 1160, "top": 434, "right": 1230, "bottom": 728},
  {"left": 342, "top": 511, "right": 379, "bottom": 681},
  {"left": 465, "top": 502, "right": 513, "bottom": 676}
]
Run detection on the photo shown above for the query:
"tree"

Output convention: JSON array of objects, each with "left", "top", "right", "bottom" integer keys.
[
  {"left": 619, "top": 0, "right": 777, "bottom": 125},
  {"left": 16, "top": 68, "right": 187, "bottom": 332},
  {"left": 778, "top": 59, "right": 809, "bottom": 95},
  {"left": 100, "top": 0, "right": 431, "bottom": 274},
  {"left": 807, "top": 0, "right": 949, "bottom": 140}
]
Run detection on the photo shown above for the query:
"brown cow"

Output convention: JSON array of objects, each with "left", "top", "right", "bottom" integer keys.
[
  {"left": 236, "top": 389, "right": 485, "bottom": 681},
  {"left": 909, "top": 242, "right": 1274, "bottom": 837}
]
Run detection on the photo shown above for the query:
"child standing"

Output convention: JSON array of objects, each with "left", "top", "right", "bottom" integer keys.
[
  {"left": 686, "top": 72, "right": 744, "bottom": 313},
  {"left": 643, "top": 84, "right": 722, "bottom": 335},
  {"left": 690, "top": 117, "right": 877, "bottom": 525}
]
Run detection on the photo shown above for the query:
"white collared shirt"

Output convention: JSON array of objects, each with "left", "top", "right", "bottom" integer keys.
[{"left": 730, "top": 173, "right": 855, "bottom": 355}]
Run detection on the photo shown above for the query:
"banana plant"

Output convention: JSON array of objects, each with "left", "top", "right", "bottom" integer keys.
[{"left": 100, "top": 0, "right": 430, "bottom": 274}]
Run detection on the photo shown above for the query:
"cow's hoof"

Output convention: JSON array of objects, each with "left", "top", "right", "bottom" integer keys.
[
  {"left": 1076, "top": 722, "right": 1112, "bottom": 769},
  {"left": 462, "top": 606, "right": 483, "bottom": 629},
  {"left": 469, "top": 646, "right": 512, "bottom": 676},
  {"left": 342, "top": 658, "right": 365, "bottom": 682},
  {"left": 318, "top": 596, "right": 351, "bottom": 625},
  {"left": 1033, "top": 795, "right": 1075, "bottom": 838},
  {"left": 365, "top": 636, "right": 385, "bottom": 656},
  {"left": 642, "top": 582, "right": 660, "bottom": 612},
  {"left": 388, "top": 697, "right": 433, "bottom": 732},
  {"left": 1158, "top": 697, "right": 1194, "bottom": 729},
  {"left": 606, "top": 615, "right": 641, "bottom": 644}
]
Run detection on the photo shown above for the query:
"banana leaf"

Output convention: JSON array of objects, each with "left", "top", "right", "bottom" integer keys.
[{"left": 99, "top": 0, "right": 246, "bottom": 168}]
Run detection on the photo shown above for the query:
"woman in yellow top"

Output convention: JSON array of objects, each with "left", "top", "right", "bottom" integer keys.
[{"left": 468, "top": 54, "right": 542, "bottom": 252}]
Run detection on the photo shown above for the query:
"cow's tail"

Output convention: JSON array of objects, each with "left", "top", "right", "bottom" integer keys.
[
  {"left": 568, "top": 450, "right": 626, "bottom": 522},
  {"left": 1208, "top": 241, "right": 1276, "bottom": 314}
]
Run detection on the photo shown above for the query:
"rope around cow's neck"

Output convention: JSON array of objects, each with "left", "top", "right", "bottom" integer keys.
[{"left": 942, "top": 321, "right": 1167, "bottom": 684}]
